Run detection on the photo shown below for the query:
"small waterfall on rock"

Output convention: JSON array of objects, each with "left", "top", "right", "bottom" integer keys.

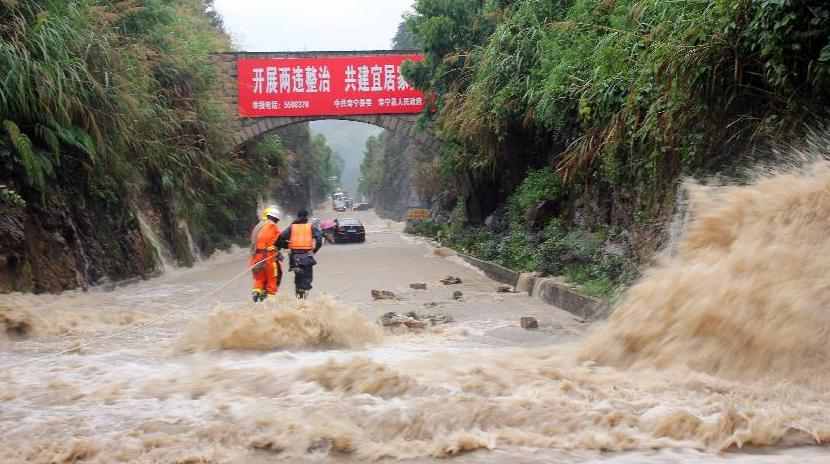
[
  {"left": 665, "top": 182, "right": 691, "bottom": 256},
  {"left": 135, "top": 210, "right": 174, "bottom": 272},
  {"left": 178, "top": 220, "right": 201, "bottom": 262}
]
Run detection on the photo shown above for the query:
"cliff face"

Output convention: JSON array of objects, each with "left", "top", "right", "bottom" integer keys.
[
  {"left": 0, "top": 123, "right": 320, "bottom": 294},
  {"left": 269, "top": 123, "right": 313, "bottom": 214},
  {"left": 372, "top": 130, "right": 416, "bottom": 220},
  {"left": 0, "top": 163, "right": 158, "bottom": 293}
]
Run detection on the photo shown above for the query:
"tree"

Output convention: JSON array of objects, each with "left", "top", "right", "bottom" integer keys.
[{"left": 392, "top": 15, "right": 421, "bottom": 50}]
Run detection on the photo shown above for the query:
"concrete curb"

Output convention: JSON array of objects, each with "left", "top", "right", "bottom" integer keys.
[
  {"left": 529, "top": 277, "right": 610, "bottom": 320},
  {"left": 457, "top": 253, "right": 519, "bottom": 287},
  {"left": 456, "top": 252, "right": 610, "bottom": 321}
]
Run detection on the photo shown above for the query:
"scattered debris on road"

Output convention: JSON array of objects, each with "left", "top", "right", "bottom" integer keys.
[
  {"left": 520, "top": 316, "right": 539, "bottom": 329},
  {"left": 371, "top": 290, "right": 398, "bottom": 300},
  {"left": 379, "top": 311, "right": 454, "bottom": 329},
  {"left": 496, "top": 285, "right": 514, "bottom": 293},
  {"left": 433, "top": 247, "right": 456, "bottom": 257},
  {"left": 410, "top": 283, "right": 428, "bottom": 290},
  {"left": 441, "top": 276, "right": 463, "bottom": 285},
  {"left": 452, "top": 291, "right": 463, "bottom": 300}
]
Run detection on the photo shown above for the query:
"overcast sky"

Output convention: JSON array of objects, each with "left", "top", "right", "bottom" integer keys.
[{"left": 213, "top": 0, "right": 414, "bottom": 52}]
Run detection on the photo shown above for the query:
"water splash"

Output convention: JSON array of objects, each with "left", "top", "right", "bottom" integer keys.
[
  {"left": 581, "top": 160, "right": 830, "bottom": 383},
  {"left": 176, "top": 294, "right": 383, "bottom": 352}
]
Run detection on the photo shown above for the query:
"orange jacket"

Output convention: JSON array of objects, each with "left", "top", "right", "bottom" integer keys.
[{"left": 249, "top": 221, "right": 280, "bottom": 265}]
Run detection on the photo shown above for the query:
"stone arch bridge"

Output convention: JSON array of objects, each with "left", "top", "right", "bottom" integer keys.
[{"left": 210, "top": 51, "right": 441, "bottom": 153}]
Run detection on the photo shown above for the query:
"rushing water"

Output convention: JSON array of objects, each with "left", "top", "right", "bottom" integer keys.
[{"left": 3, "top": 165, "right": 830, "bottom": 463}]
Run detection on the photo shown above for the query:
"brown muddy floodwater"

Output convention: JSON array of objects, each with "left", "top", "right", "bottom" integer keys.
[{"left": 3, "top": 166, "right": 830, "bottom": 464}]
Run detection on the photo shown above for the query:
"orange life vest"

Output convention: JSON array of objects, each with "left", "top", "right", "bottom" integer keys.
[{"left": 289, "top": 223, "right": 314, "bottom": 250}]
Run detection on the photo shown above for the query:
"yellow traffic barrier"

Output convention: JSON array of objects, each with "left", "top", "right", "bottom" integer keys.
[{"left": 406, "top": 208, "right": 430, "bottom": 221}]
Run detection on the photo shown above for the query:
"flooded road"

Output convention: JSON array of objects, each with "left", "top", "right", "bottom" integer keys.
[{"left": 2, "top": 209, "right": 829, "bottom": 463}]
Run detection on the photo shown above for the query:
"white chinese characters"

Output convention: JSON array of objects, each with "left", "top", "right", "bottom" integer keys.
[
  {"left": 343, "top": 63, "right": 412, "bottom": 93},
  {"left": 253, "top": 65, "right": 333, "bottom": 95},
  {"left": 377, "top": 97, "right": 423, "bottom": 107},
  {"left": 251, "top": 62, "right": 414, "bottom": 95}
]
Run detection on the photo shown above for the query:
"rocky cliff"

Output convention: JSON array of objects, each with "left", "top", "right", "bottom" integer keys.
[{"left": 0, "top": 123, "right": 318, "bottom": 294}]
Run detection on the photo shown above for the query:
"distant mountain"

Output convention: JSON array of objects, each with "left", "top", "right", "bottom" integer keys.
[{"left": 310, "top": 120, "right": 383, "bottom": 197}]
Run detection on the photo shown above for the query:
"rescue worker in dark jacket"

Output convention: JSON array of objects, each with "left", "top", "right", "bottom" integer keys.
[{"left": 277, "top": 209, "right": 323, "bottom": 299}]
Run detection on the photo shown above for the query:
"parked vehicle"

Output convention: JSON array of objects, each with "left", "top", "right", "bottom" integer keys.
[
  {"left": 354, "top": 202, "right": 371, "bottom": 211},
  {"left": 331, "top": 191, "right": 345, "bottom": 210},
  {"left": 333, "top": 199, "right": 346, "bottom": 212},
  {"left": 334, "top": 218, "right": 366, "bottom": 243}
]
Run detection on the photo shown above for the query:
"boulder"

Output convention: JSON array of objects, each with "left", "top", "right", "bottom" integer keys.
[
  {"left": 484, "top": 206, "right": 507, "bottom": 233},
  {"left": 409, "top": 283, "right": 427, "bottom": 290},
  {"left": 520, "top": 316, "right": 539, "bottom": 330},
  {"left": 452, "top": 291, "right": 463, "bottom": 300},
  {"left": 496, "top": 285, "right": 514, "bottom": 293},
  {"left": 440, "top": 276, "right": 463, "bottom": 285},
  {"left": 379, "top": 311, "right": 453, "bottom": 329},
  {"left": 421, "top": 313, "right": 454, "bottom": 325},
  {"left": 371, "top": 290, "right": 398, "bottom": 300},
  {"left": 525, "top": 199, "right": 561, "bottom": 230}
]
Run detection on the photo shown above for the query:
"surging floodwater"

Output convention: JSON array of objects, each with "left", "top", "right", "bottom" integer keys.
[{"left": 2, "top": 164, "right": 830, "bottom": 463}]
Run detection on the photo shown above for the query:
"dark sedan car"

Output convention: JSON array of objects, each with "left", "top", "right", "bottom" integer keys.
[{"left": 334, "top": 218, "right": 366, "bottom": 243}]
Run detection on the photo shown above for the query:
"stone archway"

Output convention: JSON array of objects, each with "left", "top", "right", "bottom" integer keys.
[{"left": 233, "top": 114, "right": 440, "bottom": 154}]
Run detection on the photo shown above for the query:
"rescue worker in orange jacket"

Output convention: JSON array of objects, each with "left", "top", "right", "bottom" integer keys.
[
  {"left": 277, "top": 209, "right": 323, "bottom": 299},
  {"left": 250, "top": 206, "right": 283, "bottom": 302}
]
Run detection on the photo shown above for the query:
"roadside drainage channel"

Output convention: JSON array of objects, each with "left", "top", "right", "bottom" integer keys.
[{"left": 456, "top": 252, "right": 610, "bottom": 321}]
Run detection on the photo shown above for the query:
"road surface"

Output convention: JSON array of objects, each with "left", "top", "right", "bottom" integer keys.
[{"left": 0, "top": 211, "right": 826, "bottom": 463}]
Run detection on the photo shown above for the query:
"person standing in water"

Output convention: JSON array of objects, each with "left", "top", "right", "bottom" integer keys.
[
  {"left": 277, "top": 209, "right": 323, "bottom": 299},
  {"left": 249, "top": 206, "right": 283, "bottom": 302}
]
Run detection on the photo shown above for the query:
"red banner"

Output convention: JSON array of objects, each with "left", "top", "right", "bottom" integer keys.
[{"left": 237, "top": 54, "right": 425, "bottom": 118}]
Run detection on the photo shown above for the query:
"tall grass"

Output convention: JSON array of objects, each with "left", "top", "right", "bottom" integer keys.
[{"left": 0, "top": 0, "right": 280, "bottom": 241}]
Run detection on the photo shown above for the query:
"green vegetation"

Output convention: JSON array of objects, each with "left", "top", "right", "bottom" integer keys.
[
  {"left": 407, "top": 168, "right": 635, "bottom": 297},
  {"left": 358, "top": 133, "right": 386, "bottom": 198},
  {"left": 310, "top": 133, "right": 345, "bottom": 199},
  {"left": 400, "top": 0, "right": 830, "bottom": 299},
  {"left": 407, "top": 0, "right": 830, "bottom": 183},
  {"left": 310, "top": 121, "right": 382, "bottom": 195},
  {"left": 0, "top": 0, "right": 273, "bottom": 250},
  {"left": 196, "top": 134, "right": 286, "bottom": 250}
]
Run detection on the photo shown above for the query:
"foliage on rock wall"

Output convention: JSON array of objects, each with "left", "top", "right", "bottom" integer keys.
[
  {"left": 408, "top": 0, "right": 830, "bottom": 191},
  {"left": 402, "top": 0, "right": 830, "bottom": 295},
  {"left": 0, "top": 0, "right": 270, "bottom": 244},
  {"left": 407, "top": 168, "right": 637, "bottom": 297},
  {"left": 356, "top": 16, "right": 429, "bottom": 215}
]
